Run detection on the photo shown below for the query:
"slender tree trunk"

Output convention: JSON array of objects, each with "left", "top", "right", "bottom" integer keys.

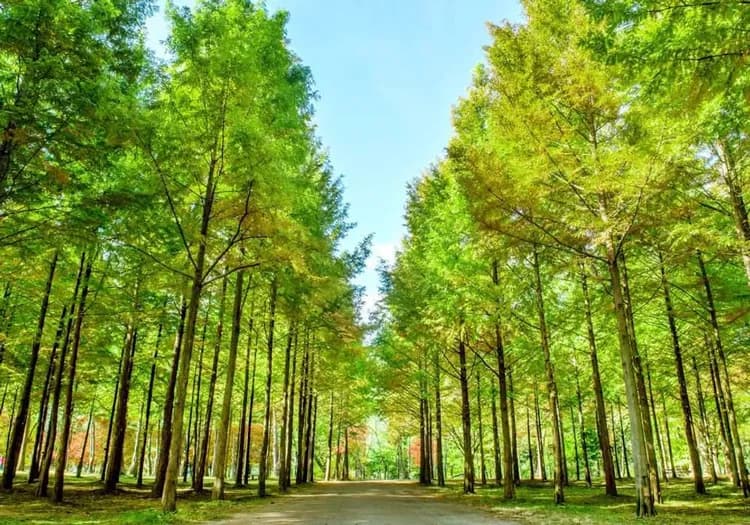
[
  {"left": 661, "top": 393, "right": 676, "bottom": 479},
  {"left": 37, "top": 254, "right": 84, "bottom": 497},
  {"left": 611, "top": 404, "right": 621, "bottom": 479},
  {"left": 278, "top": 324, "right": 294, "bottom": 493},
  {"left": 284, "top": 331, "right": 298, "bottom": 488},
  {"left": 606, "top": 245, "right": 654, "bottom": 516},
  {"left": 526, "top": 403, "right": 534, "bottom": 481},
  {"left": 457, "top": 331, "right": 475, "bottom": 494},
  {"left": 244, "top": 328, "right": 258, "bottom": 486},
  {"left": 491, "top": 260, "right": 514, "bottom": 497},
  {"left": 29, "top": 304, "right": 66, "bottom": 482},
  {"left": 646, "top": 361, "right": 668, "bottom": 484},
  {"left": 570, "top": 405, "right": 580, "bottom": 481},
  {"left": 476, "top": 373, "right": 487, "bottom": 485},
  {"left": 105, "top": 314, "right": 140, "bottom": 492},
  {"left": 575, "top": 372, "right": 592, "bottom": 487},
  {"left": 534, "top": 386, "right": 546, "bottom": 481},
  {"left": 76, "top": 401, "right": 94, "bottom": 477},
  {"left": 53, "top": 254, "right": 93, "bottom": 503},
  {"left": 490, "top": 382, "right": 501, "bottom": 486},
  {"left": 617, "top": 402, "right": 631, "bottom": 478},
  {"left": 2, "top": 250, "right": 58, "bottom": 490},
  {"left": 697, "top": 251, "right": 749, "bottom": 496},
  {"left": 212, "top": 271, "right": 245, "bottom": 500},
  {"left": 191, "top": 305, "right": 209, "bottom": 486},
  {"left": 235, "top": 293, "right": 254, "bottom": 488},
  {"left": 325, "top": 392, "right": 334, "bottom": 481},
  {"left": 509, "top": 368, "right": 520, "bottom": 485},
  {"left": 434, "top": 352, "right": 445, "bottom": 487},
  {"left": 692, "top": 356, "right": 718, "bottom": 484},
  {"left": 620, "top": 252, "right": 661, "bottom": 505},
  {"left": 195, "top": 275, "right": 228, "bottom": 492},
  {"left": 580, "top": 262, "right": 617, "bottom": 495},
  {"left": 138, "top": 321, "right": 162, "bottom": 487},
  {"left": 532, "top": 246, "right": 563, "bottom": 503},
  {"left": 152, "top": 296, "right": 186, "bottom": 497},
  {"left": 258, "top": 278, "right": 277, "bottom": 497}
]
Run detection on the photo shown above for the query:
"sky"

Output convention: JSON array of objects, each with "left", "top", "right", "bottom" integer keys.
[{"left": 146, "top": 0, "right": 524, "bottom": 318}]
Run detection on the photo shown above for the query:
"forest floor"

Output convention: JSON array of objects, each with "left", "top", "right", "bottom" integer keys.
[{"left": 1, "top": 474, "right": 748, "bottom": 524}]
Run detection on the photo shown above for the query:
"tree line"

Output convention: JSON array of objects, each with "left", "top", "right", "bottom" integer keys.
[
  {"left": 376, "top": 0, "right": 750, "bottom": 517},
  {"left": 0, "top": 0, "right": 371, "bottom": 513}
]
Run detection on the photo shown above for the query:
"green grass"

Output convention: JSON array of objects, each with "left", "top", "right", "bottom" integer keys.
[
  {"left": 0, "top": 473, "right": 270, "bottom": 524},
  {"left": 433, "top": 477, "right": 750, "bottom": 524},
  {"left": 2, "top": 473, "right": 748, "bottom": 524}
]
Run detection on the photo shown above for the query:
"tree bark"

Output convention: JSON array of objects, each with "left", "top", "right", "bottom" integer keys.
[
  {"left": 580, "top": 262, "right": 617, "bottom": 495},
  {"left": 532, "top": 246, "right": 563, "bottom": 504},
  {"left": 606, "top": 245, "right": 654, "bottom": 516},
  {"left": 325, "top": 392, "right": 334, "bottom": 481},
  {"left": 152, "top": 295, "right": 186, "bottom": 497},
  {"left": 258, "top": 278, "right": 277, "bottom": 497},
  {"left": 138, "top": 320, "right": 163, "bottom": 487},
  {"left": 53, "top": 254, "right": 93, "bottom": 503},
  {"left": 195, "top": 274, "right": 229, "bottom": 493},
  {"left": 457, "top": 331, "right": 475, "bottom": 494},
  {"left": 434, "top": 351, "right": 445, "bottom": 487},
  {"left": 212, "top": 270, "right": 245, "bottom": 500},
  {"left": 2, "top": 250, "right": 58, "bottom": 490},
  {"left": 278, "top": 324, "right": 294, "bottom": 493},
  {"left": 76, "top": 401, "right": 94, "bottom": 477}
]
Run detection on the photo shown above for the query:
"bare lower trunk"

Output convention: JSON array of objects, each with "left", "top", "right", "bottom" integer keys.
[
  {"left": 212, "top": 271, "right": 245, "bottom": 500},
  {"left": 53, "top": 254, "right": 93, "bottom": 503},
  {"left": 258, "top": 278, "right": 277, "bottom": 498},
  {"left": 2, "top": 251, "right": 58, "bottom": 490},
  {"left": 580, "top": 262, "right": 616, "bottom": 495},
  {"left": 458, "top": 332, "right": 474, "bottom": 493}
]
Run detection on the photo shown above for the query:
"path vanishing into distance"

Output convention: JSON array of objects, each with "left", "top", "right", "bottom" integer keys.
[{"left": 211, "top": 481, "right": 517, "bottom": 525}]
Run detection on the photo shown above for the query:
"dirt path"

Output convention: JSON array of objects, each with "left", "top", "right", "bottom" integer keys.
[{"left": 210, "top": 480, "right": 517, "bottom": 525}]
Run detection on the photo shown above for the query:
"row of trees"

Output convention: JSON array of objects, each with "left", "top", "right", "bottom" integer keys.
[
  {"left": 376, "top": 0, "right": 750, "bottom": 517},
  {"left": 0, "top": 0, "right": 371, "bottom": 512}
]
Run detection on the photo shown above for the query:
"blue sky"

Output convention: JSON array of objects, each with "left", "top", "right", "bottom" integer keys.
[{"left": 146, "top": 0, "right": 523, "bottom": 317}]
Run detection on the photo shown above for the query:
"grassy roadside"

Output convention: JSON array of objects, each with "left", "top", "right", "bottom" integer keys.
[
  {"left": 0, "top": 474, "right": 272, "bottom": 524},
  {"left": 433, "top": 478, "right": 750, "bottom": 524}
]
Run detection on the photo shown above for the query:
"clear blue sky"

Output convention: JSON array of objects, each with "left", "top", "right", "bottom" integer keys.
[{"left": 146, "top": 0, "right": 523, "bottom": 317}]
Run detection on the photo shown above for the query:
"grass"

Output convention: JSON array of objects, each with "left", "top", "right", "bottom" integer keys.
[
  {"left": 0, "top": 473, "right": 271, "bottom": 524},
  {"left": 433, "top": 477, "right": 750, "bottom": 524},
  {"left": 2, "top": 473, "right": 748, "bottom": 524}
]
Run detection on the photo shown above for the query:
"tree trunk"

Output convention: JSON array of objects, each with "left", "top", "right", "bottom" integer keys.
[
  {"left": 526, "top": 404, "right": 534, "bottom": 481},
  {"left": 76, "top": 401, "right": 94, "bottom": 477},
  {"left": 646, "top": 361, "right": 668, "bottom": 484},
  {"left": 2, "top": 250, "right": 58, "bottom": 490},
  {"left": 532, "top": 246, "right": 563, "bottom": 504},
  {"left": 692, "top": 356, "right": 718, "bottom": 484},
  {"left": 37, "top": 254, "right": 84, "bottom": 497},
  {"left": 570, "top": 405, "right": 580, "bottom": 481},
  {"left": 244, "top": 327, "right": 259, "bottom": 486},
  {"left": 575, "top": 372, "right": 592, "bottom": 487},
  {"left": 325, "top": 392, "right": 334, "bottom": 481},
  {"left": 138, "top": 321, "right": 163, "bottom": 487},
  {"left": 235, "top": 294, "right": 254, "bottom": 488},
  {"left": 697, "top": 250, "right": 749, "bottom": 496},
  {"left": 195, "top": 274, "right": 229, "bottom": 493},
  {"left": 476, "top": 373, "right": 487, "bottom": 485},
  {"left": 434, "top": 352, "right": 445, "bottom": 487},
  {"left": 620, "top": 251, "right": 661, "bottom": 504},
  {"left": 53, "top": 254, "right": 93, "bottom": 503},
  {"left": 509, "top": 367, "right": 520, "bottom": 485},
  {"left": 152, "top": 295, "right": 186, "bottom": 497},
  {"left": 212, "top": 270, "right": 245, "bottom": 500},
  {"left": 284, "top": 331, "right": 298, "bottom": 488},
  {"left": 105, "top": 315, "right": 140, "bottom": 493},
  {"left": 580, "top": 262, "right": 616, "bottom": 495},
  {"left": 258, "top": 278, "right": 277, "bottom": 497},
  {"left": 661, "top": 393, "right": 676, "bottom": 479},
  {"left": 491, "top": 260, "right": 514, "bottom": 497},
  {"left": 191, "top": 305, "right": 210, "bottom": 486},
  {"left": 29, "top": 304, "right": 66, "bottom": 482},
  {"left": 278, "top": 325, "right": 294, "bottom": 492},
  {"left": 534, "top": 386, "right": 546, "bottom": 481},
  {"left": 606, "top": 245, "right": 655, "bottom": 516},
  {"left": 457, "top": 331, "right": 475, "bottom": 494}
]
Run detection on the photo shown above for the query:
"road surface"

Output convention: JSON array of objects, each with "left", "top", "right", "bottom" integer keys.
[{"left": 211, "top": 481, "right": 517, "bottom": 525}]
